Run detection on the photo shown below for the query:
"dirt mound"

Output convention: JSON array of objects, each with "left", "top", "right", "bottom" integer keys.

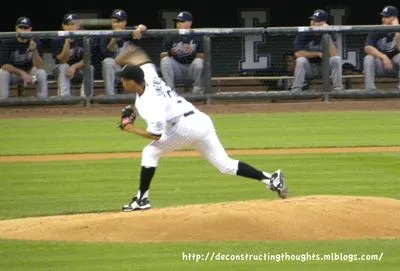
[{"left": 0, "top": 196, "right": 399, "bottom": 243}]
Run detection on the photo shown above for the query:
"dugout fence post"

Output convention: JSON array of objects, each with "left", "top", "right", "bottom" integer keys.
[
  {"left": 83, "top": 36, "right": 93, "bottom": 106},
  {"left": 321, "top": 33, "right": 331, "bottom": 103},
  {"left": 203, "top": 35, "right": 213, "bottom": 94}
]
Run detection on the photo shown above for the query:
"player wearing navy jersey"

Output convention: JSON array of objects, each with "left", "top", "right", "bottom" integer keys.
[
  {"left": 291, "top": 9, "right": 343, "bottom": 93},
  {"left": 100, "top": 9, "right": 147, "bottom": 95},
  {"left": 0, "top": 17, "right": 48, "bottom": 98},
  {"left": 51, "top": 13, "right": 94, "bottom": 96},
  {"left": 364, "top": 6, "right": 400, "bottom": 91},
  {"left": 160, "top": 11, "right": 204, "bottom": 94}
]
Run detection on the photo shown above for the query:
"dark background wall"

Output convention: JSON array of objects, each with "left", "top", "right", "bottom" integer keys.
[
  {"left": 2, "top": 1, "right": 400, "bottom": 79},
  {"left": 2, "top": 0, "right": 400, "bottom": 31}
]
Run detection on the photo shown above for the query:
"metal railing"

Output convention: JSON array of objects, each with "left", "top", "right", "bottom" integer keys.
[{"left": 1, "top": 25, "right": 400, "bottom": 106}]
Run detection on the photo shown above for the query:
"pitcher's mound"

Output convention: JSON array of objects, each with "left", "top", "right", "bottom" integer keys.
[{"left": 1, "top": 195, "right": 399, "bottom": 243}]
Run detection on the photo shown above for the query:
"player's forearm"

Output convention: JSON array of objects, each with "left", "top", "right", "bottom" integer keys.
[
  {"left": 294, "top": 50, "right": 321, "bottom": 59},
  {"left": 364, "top": 46, "right": 387, "bottom": 60},
  {"left": 396, "top": 33, "right": 400, "bottom": 50},
  {"left": 116, "top": 45, "right": 151, "bottom": 66},
  {"left": 328, "top": 43, "right": 337, "bottom": 57},
  {"left": 107, "top": 38, "right": 119, "bottom": 52},
  {"left": 57, "top": 42, "right": 71, "bottom": 63},
  {"left": 1, "top": 64, "right": 25, "bottom": 76},
  {"left": 57, "top": 52, "right": 70, "bottom": 64},
  {"left": 123, "top": 125, "right": 161, "bottom": 140},
  {"left": 32, "top": 50, "right": 45, "bottom": 69},
  {"left": 72, "top": 60, "right": 84, "bottom": 70},
  {"left": 160, "top": 52, "right": 169, "bottom": 59}
]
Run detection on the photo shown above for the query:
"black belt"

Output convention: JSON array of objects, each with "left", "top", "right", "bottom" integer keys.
[{"left": 183, "top": 111, "right": 194, "bottom": 117}]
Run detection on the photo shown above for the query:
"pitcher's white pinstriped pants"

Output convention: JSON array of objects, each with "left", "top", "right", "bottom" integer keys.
[{"left": 141, "top": 110, "right": 239, "bottom": 175}]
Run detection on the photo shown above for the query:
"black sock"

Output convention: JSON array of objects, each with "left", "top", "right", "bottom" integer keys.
[
  {"left": 138, "top": 166, "right": 156, "bottom": 199},
  {"left": 236, "top": 161, "right": 266, "bottom": 181}
]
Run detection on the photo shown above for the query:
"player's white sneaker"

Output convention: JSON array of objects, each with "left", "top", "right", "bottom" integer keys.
[
  {"left": 268, "top": 169, "right": 288, "bottom": 199},
  {"left": 122, "top": 197, "right": 151, "bottom": 212}
]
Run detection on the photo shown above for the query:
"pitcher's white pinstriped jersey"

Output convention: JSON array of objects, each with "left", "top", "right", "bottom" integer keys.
[
  {"left": 135, "top": 63, "right": 196, "bottom": 136},
  {"left": 136, "top": 63, "right": 240, "bottom": 175}
]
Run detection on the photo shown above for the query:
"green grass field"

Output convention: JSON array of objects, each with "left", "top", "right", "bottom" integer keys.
[
  {"left": 1, "top": 112, "right": 400, "bottom": 155},
  {"left": 0, "top": 239, "right": 397, "bottom": 271},
  {"left": 0, "top": 111, "right": 399, "bottom": 270}
]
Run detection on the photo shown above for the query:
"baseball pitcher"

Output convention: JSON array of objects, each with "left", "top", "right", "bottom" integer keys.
[{"left": 116, "top": 45, "right": 288, "bottom": 211}]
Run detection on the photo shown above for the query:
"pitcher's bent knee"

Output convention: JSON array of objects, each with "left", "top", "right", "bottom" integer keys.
[
  {"left": 215, "top": 158, "right": 239, "bottom": 175},
  {"left": 141, "top": 145, "right": 162, "bottom": 168}
]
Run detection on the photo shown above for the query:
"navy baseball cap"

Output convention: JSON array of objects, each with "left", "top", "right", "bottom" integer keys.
[
  {"left": 309, "top": 9, "right": 329, "bottom": 22},
  {"left": 63, "top": 13, "right": 78, "bottom": 25},
  {"left": 380, "top": 6, "right": 399, "bottom": 17},
  {"left": 116, "top": 65, "right": 145, "bottom": 83},
  {"left": 111, "top": 9, "right": 127, "bottom": 21},
  {"left": 173, "top": 11, "right": 193, "bottom": 22},
  {"left": 16, "top": 17, "right": 32, "bottom": 28}
]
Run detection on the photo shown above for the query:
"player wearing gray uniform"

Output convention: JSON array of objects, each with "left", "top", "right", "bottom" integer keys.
[
  {"left": 115, "top": 46, "right": 288, "bottom": 212},
  {"left": 160, "top": 11, "right": 204, "bottom": 93},
  {"left": 364, "top": 6, "right": 400, "bottom": 91},
  {"left": 100, "top": 9, "right": 146, "bottom": 95},
  {"left": 291, "top": 9, "right": 343, "bottom": 93},
  {"left": 0, "top": 17, "right": 47, "bottom": 98},
  {"left": 51, "top": 14, "right": 94, "bottom": 97}
]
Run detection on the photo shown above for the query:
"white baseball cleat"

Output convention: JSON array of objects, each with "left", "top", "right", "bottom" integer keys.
[
  {"left": 268, "top": 169, "right": 288, "bottom": 199},
  {"left": 122, "top": 197, "right": 151, "bottom": 212}
]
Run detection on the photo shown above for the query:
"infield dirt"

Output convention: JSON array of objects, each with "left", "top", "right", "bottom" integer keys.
[{"left": 0, "top": 196, "right": 399, "bottom": 242}]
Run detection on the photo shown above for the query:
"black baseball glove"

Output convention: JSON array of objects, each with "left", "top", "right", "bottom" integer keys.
[{"left": 119, "top": 105, "right": 137, "bottom": 130}]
